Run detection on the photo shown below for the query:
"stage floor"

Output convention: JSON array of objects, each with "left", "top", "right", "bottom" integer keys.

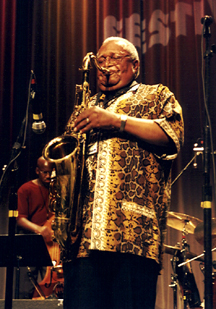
[{"left": 0, "top": 299, "right": 63, "bottom": 309}]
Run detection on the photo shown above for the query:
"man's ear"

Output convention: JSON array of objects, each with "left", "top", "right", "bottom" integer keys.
[
  {"left": 132, "top": 60, "right": 139, "bottom": 77},
  {"left": 35, "top": 166, "right": 40, "bottom": 176}
]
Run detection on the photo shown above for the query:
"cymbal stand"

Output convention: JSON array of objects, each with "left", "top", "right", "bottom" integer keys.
[
  {"left": 169, "top": 225, "right": 191, "bottom": 309},
  {"left": 169, "top": 248, "right": 179, "bottom": 309},
  {"left": 180, "top": 226, "right": 190, "bottom": 309}
]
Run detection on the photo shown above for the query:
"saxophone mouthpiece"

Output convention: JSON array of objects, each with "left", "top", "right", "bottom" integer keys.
[{"left": 102, "top": 68, "right": 111, "bottom": 75}]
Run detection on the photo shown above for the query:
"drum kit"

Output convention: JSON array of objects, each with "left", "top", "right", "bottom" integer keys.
[{"left": 165, "top": 211, "right": 216, "bottom": 309}]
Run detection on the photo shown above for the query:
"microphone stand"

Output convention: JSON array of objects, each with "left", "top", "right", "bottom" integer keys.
[
  {"left": 2, "top": 118, "right": 27, "bottom": 309},
  {"left": 0, "top": 71, "right": 34, "bottom": 309},
  {"left": 201, "top": 16, "right": 215, "bottom": 309},
  {"left": 4, "top": 168, "right": 20, "bottom": 309}
]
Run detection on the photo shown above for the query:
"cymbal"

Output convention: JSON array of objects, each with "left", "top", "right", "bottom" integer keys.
[
  {"left": 164, "top": 244, "right": 204, "bottom": 262},
  {"left": 167, "top": 211, "right": 202, "bottom": 234},
  {"left": 194, "top": 218, "right": 216, "bottom": 245},
  {"left": 164, "top": 244, "right": 180, "bottom": 255}
]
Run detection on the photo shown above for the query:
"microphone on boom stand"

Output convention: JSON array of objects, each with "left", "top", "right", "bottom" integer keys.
[{"left": 30, "top": 71, "right": 46, "bottom": 134}]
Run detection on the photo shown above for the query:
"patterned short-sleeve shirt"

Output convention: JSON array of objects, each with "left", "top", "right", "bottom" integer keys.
[{"left": 63, "top": 83, "right": 184, "bottom": 268}]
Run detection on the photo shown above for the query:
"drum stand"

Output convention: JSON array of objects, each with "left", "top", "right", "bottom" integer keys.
[
  {"left": 169, "top": 248, "right": 179, "bottom": 309},
  {"left": 170, "top": 227, "right": 190, "bottom": 309},
  {"left": 180, "top": 229, "right": 190, "bottom": 309}
]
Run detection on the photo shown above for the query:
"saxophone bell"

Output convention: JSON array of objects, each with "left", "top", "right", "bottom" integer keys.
[{"left": 43, "top": 135, "right": 78, "bottom": 163}]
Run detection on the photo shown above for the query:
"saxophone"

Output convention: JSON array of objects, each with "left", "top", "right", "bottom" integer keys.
[{"left": 42, "top": 53, "right": 109, "bottom": 249}]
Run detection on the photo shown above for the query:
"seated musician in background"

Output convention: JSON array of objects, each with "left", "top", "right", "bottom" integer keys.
[
  {"left": 63, "top": 37, "right": 184, "bottom": 309},
  {"left": 16, "top": 156, "right": 54, "bottom": 299}
]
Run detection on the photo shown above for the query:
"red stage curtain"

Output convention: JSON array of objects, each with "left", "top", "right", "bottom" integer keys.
[{"left": 1, "top": 0, "right": 216, "bottom": 306}]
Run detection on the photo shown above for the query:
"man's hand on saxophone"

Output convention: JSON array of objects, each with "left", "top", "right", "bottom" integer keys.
[
  {"left": 73, "top": 105, "right": 171, "bottom": 147},
  {"left": 73, "top": 106, "right": 119, "bottom": 133}
]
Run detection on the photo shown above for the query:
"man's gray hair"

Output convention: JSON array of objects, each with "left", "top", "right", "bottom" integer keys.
[{"left": 101, "top": 37, "right": 140, "bottom": 78}]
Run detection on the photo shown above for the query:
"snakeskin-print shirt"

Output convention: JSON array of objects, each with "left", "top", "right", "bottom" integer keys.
[{"left": 63, "top": 83, "right": 184, "bottom": 268}]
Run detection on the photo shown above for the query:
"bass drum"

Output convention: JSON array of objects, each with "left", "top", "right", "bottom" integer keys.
[{"left": 171, "top": 250, "right": 202, "bottom": 308}]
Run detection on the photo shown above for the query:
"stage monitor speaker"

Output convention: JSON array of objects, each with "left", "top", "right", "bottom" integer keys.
[{"left": 0, "top": 299, "right": 63, "bottom": 309}]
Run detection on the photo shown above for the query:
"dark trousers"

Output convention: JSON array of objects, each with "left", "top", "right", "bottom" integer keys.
[{"left": 63, "top": 251, "right": 159, "bottom": 309}]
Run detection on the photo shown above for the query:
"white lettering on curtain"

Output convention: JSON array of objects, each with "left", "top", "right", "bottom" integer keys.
[{"left": 104, "top": 1, "right": 207, "bottom": 53}]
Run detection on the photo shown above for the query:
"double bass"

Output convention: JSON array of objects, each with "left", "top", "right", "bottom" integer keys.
[{"left": 32, "top": 214, "right": 64, "bottom": 299}]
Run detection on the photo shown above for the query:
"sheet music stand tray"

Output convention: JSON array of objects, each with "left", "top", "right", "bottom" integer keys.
[
  {"left": 0, "top": 234, "right": 53, "bottom": 309},
  {"left": 0, "top": 234, "right": 52, "bottom": 267}
]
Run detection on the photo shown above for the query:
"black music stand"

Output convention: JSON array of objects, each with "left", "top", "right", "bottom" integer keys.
[{"left": 0, "top": 234, "right": 52, "bottom": 308}]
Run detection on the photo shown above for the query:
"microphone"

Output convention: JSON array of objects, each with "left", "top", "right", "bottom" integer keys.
[
  {"left": 31, "top": 71, "right": 46, "bottom": 134},
  {"left": 201, "top": 15, "right": 213, "bottom": 26}
]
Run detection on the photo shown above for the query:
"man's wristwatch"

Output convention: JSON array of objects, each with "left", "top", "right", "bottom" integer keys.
[{"left": 119, "top": 115, "right": 127, "bottom": 132}]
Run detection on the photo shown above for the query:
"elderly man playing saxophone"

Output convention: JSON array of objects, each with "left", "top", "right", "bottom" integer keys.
[{"left": 63, "top": 36, "right": 184, "bottom": 309}]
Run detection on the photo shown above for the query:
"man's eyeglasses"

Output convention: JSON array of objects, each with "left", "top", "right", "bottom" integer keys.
[
  {"left": 39, "top": 170, "right": 52, "bottom": 175},
  {"left": 97, "top": 54, "right": 131, "bottom": 66}
]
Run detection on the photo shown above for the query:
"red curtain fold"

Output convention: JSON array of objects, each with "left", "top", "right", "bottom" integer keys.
[{"left": 0, "top": 0, "right": 17, "bottom": 150}]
